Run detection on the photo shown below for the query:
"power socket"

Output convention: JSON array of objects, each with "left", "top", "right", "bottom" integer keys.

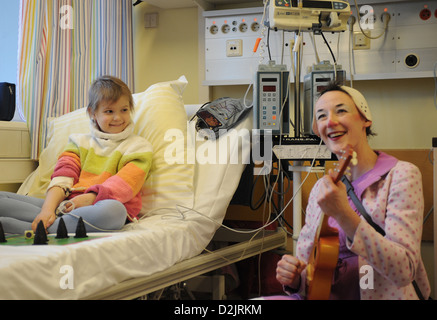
[
  {"left": 226, "top": 39, "right": 243, "bottom": 57},
  {"left": 353, "top": 31, "right": 370, "bottom": 50}
]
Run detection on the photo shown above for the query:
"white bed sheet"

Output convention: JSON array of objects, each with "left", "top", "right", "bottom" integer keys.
[{"left": 0, "top": 113, "right": 253, "bottom": 300}]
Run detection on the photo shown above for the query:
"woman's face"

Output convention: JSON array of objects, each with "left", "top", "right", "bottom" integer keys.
[{"left": 314, "top": 90, "right": 371, "bottom": 157}]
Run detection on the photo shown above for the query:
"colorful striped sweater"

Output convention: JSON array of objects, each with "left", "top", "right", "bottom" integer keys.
[{"left": 48, "top": 122, "right": 153, "bottom": 221}]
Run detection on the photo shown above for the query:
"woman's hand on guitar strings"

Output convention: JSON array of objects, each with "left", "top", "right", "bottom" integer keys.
[{"left": 317, "top": 172, "right": 361, "bottom": 239}]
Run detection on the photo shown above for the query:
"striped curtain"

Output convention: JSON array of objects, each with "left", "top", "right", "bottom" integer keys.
[{"left": 17, "top": 0, "right": 134, "bottom": 159}]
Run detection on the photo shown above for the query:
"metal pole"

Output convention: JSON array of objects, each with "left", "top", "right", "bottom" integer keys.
[
  {"left": 292, "top": 161, "right": 303, "bottom": 253},
  {"left": 293, "top": 32, "right": 302, "bottom": 138}
]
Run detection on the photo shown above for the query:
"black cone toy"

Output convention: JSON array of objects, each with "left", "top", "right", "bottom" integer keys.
[
  {"left": 0, "top": 221, "right": 6, "bottom": 243},
  {"left": 55, "top": 217, "right": 69, "bottom": 239},
  {"left": 33, "top": 220, "right": 48, "bottom": 245},
  {"left": 74, "top": 217, "right": 87, "bottom": 238}
]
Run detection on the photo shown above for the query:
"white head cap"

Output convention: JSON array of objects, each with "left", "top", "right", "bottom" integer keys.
[
  {"left": 312, "top": 85, "right": 372, "bottom": 135},
  {"left": 340, "top": 86, "right": 372, "bottom": 122}
]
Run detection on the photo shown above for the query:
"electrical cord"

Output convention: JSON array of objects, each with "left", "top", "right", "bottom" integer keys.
[
  {"left": 169, "top": 139, "right": 323, "bottom": 237},
  {"left": 320, "top": 30, "right": 337, "bottom": 65},
  {"left": 348, "top": 15, "right": 356, "bottom": 87},
  {"left": 352, "top": 0, "right": 391, "bottom": 40},
  {"left": 267, "top": 27, "right": 272, "bottom": 61}
]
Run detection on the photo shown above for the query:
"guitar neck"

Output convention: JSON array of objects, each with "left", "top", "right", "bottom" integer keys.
[
  {"left": 331, "top": 145, "right": 354, "bottom": 182},
  {"left": 317, "top": 145, "right": 355, "bottom": 237}
]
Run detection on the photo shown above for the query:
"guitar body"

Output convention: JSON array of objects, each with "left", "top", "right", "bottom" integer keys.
[
  {"left": 305, "top": 145, "right": 355, "bottom": 300},
  {"left": 306, "top": 216, "right": 339, "bottom": 300}
]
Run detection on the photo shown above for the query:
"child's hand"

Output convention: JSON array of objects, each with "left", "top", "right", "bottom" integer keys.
[
  {"left": 65, "top": 193, "right": 97, "bottom": 212},
  {"left": 32, "top": 209, "right": 56, "bottom": 232}
]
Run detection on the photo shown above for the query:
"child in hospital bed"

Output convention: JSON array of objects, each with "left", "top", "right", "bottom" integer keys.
[{"left": 0, "top": 76, "right": 153, "bottom": 234}]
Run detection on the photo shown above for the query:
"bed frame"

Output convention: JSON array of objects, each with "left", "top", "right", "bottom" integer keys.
[{"left": 85, "top": 228, "right": 287, "bottom": 300}]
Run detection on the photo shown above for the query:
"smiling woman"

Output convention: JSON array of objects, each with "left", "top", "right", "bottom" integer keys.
[
  {"left": 312, "top": 83, "right": 374, "bottom": 137},
  {"left": 313, "top": 82, "right": 377, "bottom": 181},
  {"left": 270, "top": 81, "right": 431, "bottom": 300}
]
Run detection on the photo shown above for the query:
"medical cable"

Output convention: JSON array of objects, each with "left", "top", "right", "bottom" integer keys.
[
  {"left": 320, "top": 30, "right": 338, "bottom": 81},
  {"left": 172, "top": 138, "right": 323, "bottom": 236},
  {"left": 309, "top": 32, "right": 321, "bottom": 64},
  {"left": 243, "top": 0, "right": 271, "bottom": 110},
  {"left": 348, "top": 15, "right": 356, "bottom": 87},
  {"left": 352, "top": 0, "right": 391, "bottom": 40},
  {"left": 258, "top": 0, "right": 269, "bottom": 65},
  {"left": 243, "top": 82, "right": 253, "bottom": 109}
]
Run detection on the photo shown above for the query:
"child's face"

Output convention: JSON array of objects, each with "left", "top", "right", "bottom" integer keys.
[{"left": 92, "top": 96, "right": 131, "bottom": 134}]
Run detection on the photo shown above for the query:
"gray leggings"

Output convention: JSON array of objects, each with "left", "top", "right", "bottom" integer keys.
[{"left": 0, "top": 191, "right": 127, "bottom": 234}]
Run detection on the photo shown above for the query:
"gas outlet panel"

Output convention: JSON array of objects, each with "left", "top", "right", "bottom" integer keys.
[{"left": 203, "top": 1, "right": 437, "bottom": 85}]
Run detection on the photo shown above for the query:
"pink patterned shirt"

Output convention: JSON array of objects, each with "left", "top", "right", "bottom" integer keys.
[{"left": 296, "top": 152, "right": 431, "bottom": 300}]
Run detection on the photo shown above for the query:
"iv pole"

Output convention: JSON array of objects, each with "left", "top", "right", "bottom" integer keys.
[
  {"left": 265, "top": 0, "right": 349, "bottom": 252},
  {"left": 291, "top": 31, "right": 304, "bottom": 253}
]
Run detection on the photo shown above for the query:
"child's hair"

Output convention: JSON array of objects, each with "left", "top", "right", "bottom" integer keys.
[{"left": 87, "top": 75, "right": 134, "bottom": 115}]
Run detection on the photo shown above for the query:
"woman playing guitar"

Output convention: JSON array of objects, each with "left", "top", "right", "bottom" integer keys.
[{"left": 273, "top": 81, "right": 430, "bottom": 300}]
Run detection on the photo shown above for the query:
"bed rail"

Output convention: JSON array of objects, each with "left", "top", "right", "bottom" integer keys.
[{"left": 85, "top": 228, "right": 287, "bottom": 300}]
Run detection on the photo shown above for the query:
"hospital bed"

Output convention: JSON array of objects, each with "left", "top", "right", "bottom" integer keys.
[{"left": 0, "top": 77, "right": 287, "bottom": 300}]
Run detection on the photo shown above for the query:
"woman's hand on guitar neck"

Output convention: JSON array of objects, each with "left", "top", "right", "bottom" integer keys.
[
  {"left": 276, "top": 255, "right": 306, "bottom": 290},
  {"left": 317, "top": 171, "right": 361, "bottom": 240}
]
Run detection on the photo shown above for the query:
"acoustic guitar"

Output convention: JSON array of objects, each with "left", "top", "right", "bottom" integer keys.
[{"left": 305, "top": 145, "right": 356, "bottom": 300}]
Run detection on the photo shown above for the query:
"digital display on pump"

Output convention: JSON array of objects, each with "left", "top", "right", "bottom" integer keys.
[{"left": 263, "top": 85, "right": 277, "bottom": 92}]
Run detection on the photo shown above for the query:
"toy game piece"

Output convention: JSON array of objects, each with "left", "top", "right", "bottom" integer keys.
[
  {"left": 33, "top": 221, "right": 48, "bottom": 245},
  {"left": 0, "top": 222, "right": 6, "bottom": 243},
  {"left": 24, "top": 230, "right": 34, "bottom": 239},
  {"left": 74, "top": 217, "right": 88, "bottom": 238},
  {"left": 55, "top": 217, "right": 69, "bottom": 239}
]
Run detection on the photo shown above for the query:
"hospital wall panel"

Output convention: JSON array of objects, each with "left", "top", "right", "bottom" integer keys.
[{"left": 203, "top": 1, "right": 437, "bottom": 84}]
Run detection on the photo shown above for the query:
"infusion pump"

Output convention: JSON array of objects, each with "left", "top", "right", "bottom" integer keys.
[
  {"left": 253, "top": 62, "right": 290, "bottom": 135},
  {"left": 267, "top": 0, "right": 351, "bottom": 32}
]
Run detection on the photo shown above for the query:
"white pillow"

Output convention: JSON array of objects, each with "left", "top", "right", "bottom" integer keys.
[
  {"left": 20, "top": 76, "right": 194, "bottom": 217},
  {"left": 133, "top": 76, "right": 194, "bottom": 216},
  {"left": 21, "top": 108, "right": 89, "bottom": 198}
]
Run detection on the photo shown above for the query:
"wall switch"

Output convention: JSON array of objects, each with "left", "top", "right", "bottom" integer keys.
[
  {"left": 226, "top": 39, "right": 243, "bottom": 57},
  {"left": 145, "top": 12, "right": 158, "bottom": 28}
]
